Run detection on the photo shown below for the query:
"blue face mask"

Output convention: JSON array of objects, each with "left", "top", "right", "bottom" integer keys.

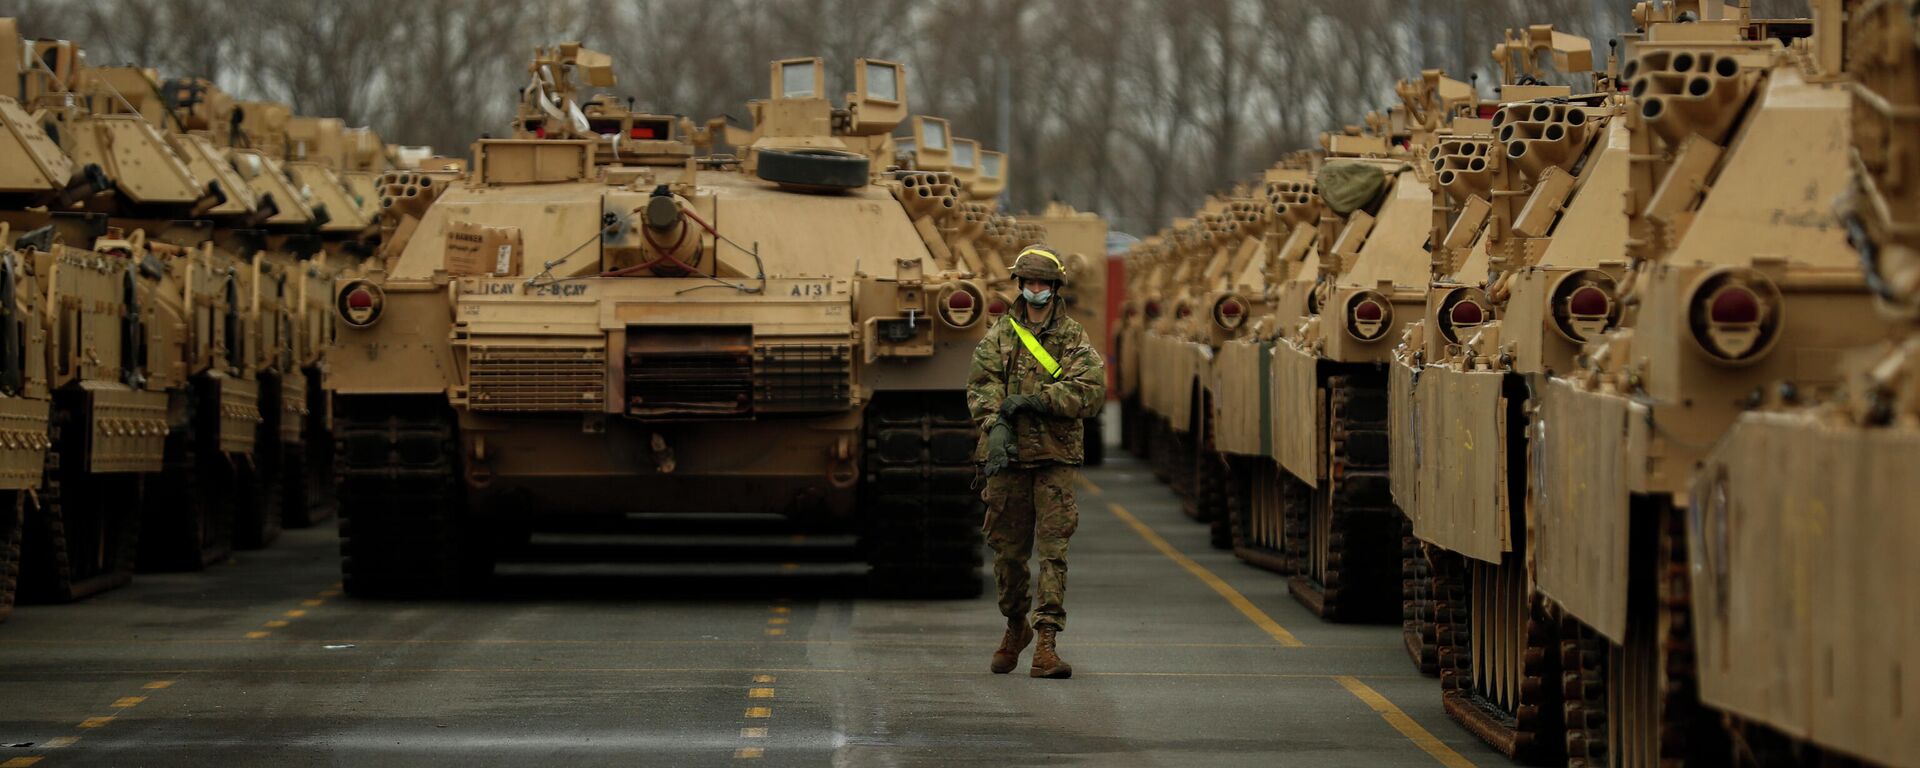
[{"left": 1021, "top": 288, "right": 1053, "bottom": 306}]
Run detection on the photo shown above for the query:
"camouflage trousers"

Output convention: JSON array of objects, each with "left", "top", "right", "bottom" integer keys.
[{"left": 981, "top": 464, "right": 1080, "bottom": 631}]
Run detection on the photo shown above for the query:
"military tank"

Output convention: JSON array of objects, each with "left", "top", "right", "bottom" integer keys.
[
  {"left": 1383, "top": 27, "right": 1613, "bottom": 760},
  {"left": 329, "top": 45, "right": 995, "bottom": 597},
  {"left": 1258, "top": 109, "right": 1431, "bottom": 623},
  {"left": 1682, "top": 2, "right": 1919, "bottom": 763},
  {"left": 1530, "top": 2, "right": 1897, "bottom": 763}
]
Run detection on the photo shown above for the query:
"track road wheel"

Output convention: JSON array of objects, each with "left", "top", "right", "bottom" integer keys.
[
  {"left": 336, "top": 396, "right": 481, "bottom": 598},
  {"left": 21, "top": 401, "right": 139, "bottom": 602},
  {"left": 861, "top": 391, "right": 984, "bottom": 599}
]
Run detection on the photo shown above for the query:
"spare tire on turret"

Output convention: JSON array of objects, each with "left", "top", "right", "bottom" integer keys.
[{"left": 756, "top": 148, "right": 869, "bottom": 192}]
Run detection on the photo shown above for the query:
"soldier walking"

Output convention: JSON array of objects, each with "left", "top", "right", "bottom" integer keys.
[{"left": 967, "top": 245, "right": 1107, "bottom": 679}]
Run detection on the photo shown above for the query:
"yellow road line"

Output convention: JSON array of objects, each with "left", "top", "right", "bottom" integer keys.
[
  {"left": 283, "top": 610, "right": 307, "bottom": 618},
  {"left": 1106, "top": 503, "right": 1304, "bottom": 648},
  {"left": 744, "top": 707, "right": 772, "bottom": 718},
  {"left": 1077, "top": 475, "right": 1104, "bottom": 495},
  {"left": 301, "top": 599, "right": 325, "bottom": 607},
  {"left": 141, "top": 681, "right": 174, "bottom": 690},
  {"left": 767, "top": 617, "right": 788, "bottom": 626},
  {"left": 264, "top": 620, "right": 290, "bottom": 629},
  {"left": 740, "top": 727, "right": 768, "bottom": 738},
  {"left": 734, "top": 747, "right": 764, "bottom": 759},
  {"left": 764, "top": 628, "right": 785, "bottom": 637},
  {"left": 77, "top": 716, "right": 114, "bottom": 729},
  {"left": 3, "top": 756, "right": 45, "bottom": 767},
  {"left": 110, "top": 697, "right": 145, "bottom": 708},
  {"left": 319, "top": 589, "right": 342, "bottom": 598},
  {"left": 1336, "top": 676, "right": 1476, "bottom": 768},
  {"left": 747, "top": 688, "right": 775, "bottom": 699},
  {"left": 752, "top": 674, "right": 777, "bottom": 683},
  {"left": 770, "top": 606, "right": 791, "bottom": 615},
  {"left": 41, "top": 737, "right": 77, "bottom": 749},
  {"left": 244, "top": 631, "right": 270, "bottom": 640}
]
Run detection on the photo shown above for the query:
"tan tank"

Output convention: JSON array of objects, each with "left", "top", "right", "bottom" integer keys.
[
  {"left": 327, "top": 45, "right": 995, "bottom": 597},
  {"left": 1247, "top": 105, "right": 1434, "bottom": 623},
  {"left": 1673, "top": 0, "right": 1919, "bottom": 763},
  {"left": 1385, "top": 25, "right": 1626, "bottom": 760},
  {"left": 1527, "top": 2, "right": 1900, "bottom": 763}
]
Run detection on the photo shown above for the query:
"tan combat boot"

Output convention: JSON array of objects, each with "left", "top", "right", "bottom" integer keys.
[
  {"left": 1029, "top": 627, "right": 1072, "bottom": 679},
  {"left": 990, "top": 617, "right": 1035, "bottom": 674}
]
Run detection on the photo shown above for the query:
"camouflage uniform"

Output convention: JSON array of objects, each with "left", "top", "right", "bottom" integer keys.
[{"left": 967, "top": 302, "right": 1106, "bottom": 631}]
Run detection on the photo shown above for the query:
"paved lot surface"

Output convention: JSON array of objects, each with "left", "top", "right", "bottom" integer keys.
[{"left": 0, "top": 454, "right": 1502, "bottom": 767}]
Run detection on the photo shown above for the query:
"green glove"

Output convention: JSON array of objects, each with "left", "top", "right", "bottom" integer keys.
[
  {"left": 983, "top": 422, "right": 1015, "bottom": 477},
  {"left": 1000, "top": 393, "right": 1045, "bottom": 420}
]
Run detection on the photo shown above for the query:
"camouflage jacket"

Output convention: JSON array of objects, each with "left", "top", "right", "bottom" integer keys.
[{"left": 966, "top": 304, "right": 1107, "bottom": 466}]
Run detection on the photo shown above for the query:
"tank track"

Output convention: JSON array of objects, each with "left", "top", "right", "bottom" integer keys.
[
  {"left": 861, "top": 391, "right": 983, "bottom": 599},
  {"left": 0, "top": 492, "right": 21, "bottom": 622},
  {"left": 1288, "top": 374, "right": 1398, "bottom": 622},
  {"left": 1559, "top": 499, "right": 1723, "bottom": 766},
  {"left": 21, "top": 398, "right": 139, "bottom": 602},
  {"left": 1227, "top": 458, "right": 1300, "bottom": 575},
  {"left": 1560, "top": 616, "right": 1610, "bottom": 766},
  {"left": 140, "top": 380, "right": 233, "bottom": 571},
  {"left": 335, "top": 395, "right": 476, "bottom": 597},
  {"left": 233, "top": 374, "right": 282, "bottom": 550},
  {"left": 1082, "top": 416, "right": 1105, "bottom": 467},
  {"left": 285, "top": 367, "right": 337, "bottom": 529},
  {"left": 1433, "top": 550, "right": 1564, "bottom": 763},
  {"left": 1402, "top": 516, "right": 1438, "bottom": 675},
  {"left": 1188, "top": 396, "right": 1231, "bottom": 550},
  {"left": 1119, "top": 395, "right": 1145, "bottom": 458}
]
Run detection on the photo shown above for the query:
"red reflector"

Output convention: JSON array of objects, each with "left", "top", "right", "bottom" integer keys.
[
  {"left": 630, "top": 126, "right": 657, "bottom": 139},
  {"left": 1709, "top": 286, "right": 1760, "bottom": 324},
  {"left": 1220, "top": 300, "right": 1243, "bottom": 317},
  {"left": 1478, "top": 104, "right": 1499, "bottom": 119},
  {"left": 987, "top": 299, "right": 1009, "bottom": 315},
  {"left": 1449, "top": 301, "right": 1485, "bottom": 326},
  {"left": 1354, "top": 300, "right": 1384, "bottom": 322},
  {"left": 534, "top": 127, "right": 546, "bottom": 139},
  {"left": 1568, "top": 285, "right": 1610, "bottom": 316},
  {"left": 346, "top": 289, "right": 373, "bottom": 309},
  {"left": 947, "top": 290, "right": 975, "bottom": 310}
]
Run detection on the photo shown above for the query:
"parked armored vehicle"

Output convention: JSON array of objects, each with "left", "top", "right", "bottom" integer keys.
[
  {"left": 1383, "top": 27, "right": 1612, "bottom": 760},
  {"left": 330, "top": 45, "right": 994, "bottom": 596},
  {"left": 1677, "top": 0, "right": 1918, "bottom": 764},
  {"left": 1532, "top": 2, "right": 1893, "bottom": 762},
  {"left": 1259, "top": 112, "right": 1430, "bottom": 623}
]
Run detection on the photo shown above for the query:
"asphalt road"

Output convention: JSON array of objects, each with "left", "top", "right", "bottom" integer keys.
[{"left": 0, "top": 454, "right": 1503, "bottom": 767}]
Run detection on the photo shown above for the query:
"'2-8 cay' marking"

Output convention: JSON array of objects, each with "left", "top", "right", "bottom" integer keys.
[{"left": 529, "top": 283, "right": 590, "bottom": 297}]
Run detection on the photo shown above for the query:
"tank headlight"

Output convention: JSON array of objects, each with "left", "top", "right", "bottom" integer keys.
[
  {"left": 337, "top": 280, "right": 384, "bottom": 328},
  {"left": 1345, "top": 290, "right": 1392, "bottom": 342},
  {"left": 985, "top": 294, "right": 1012, "bottom": 320},
  {"left": 1687, "top": 268, "right": 1782, "bottom": 363},
  {"left": 1212, "top": 294, "right": 1249, "bottom": 332},
  {"left": 1144, "top": 300, "right": 1162, "bottom": 320},
  {"left": 1548, "top": 270, "right": 1619, "bottom": 342},
  {"left": 936, "top": 282, "right": 984, "bottom": 329},
  {"left": 1437, "top": 287, "right": 1492, "bottom": 344}
]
